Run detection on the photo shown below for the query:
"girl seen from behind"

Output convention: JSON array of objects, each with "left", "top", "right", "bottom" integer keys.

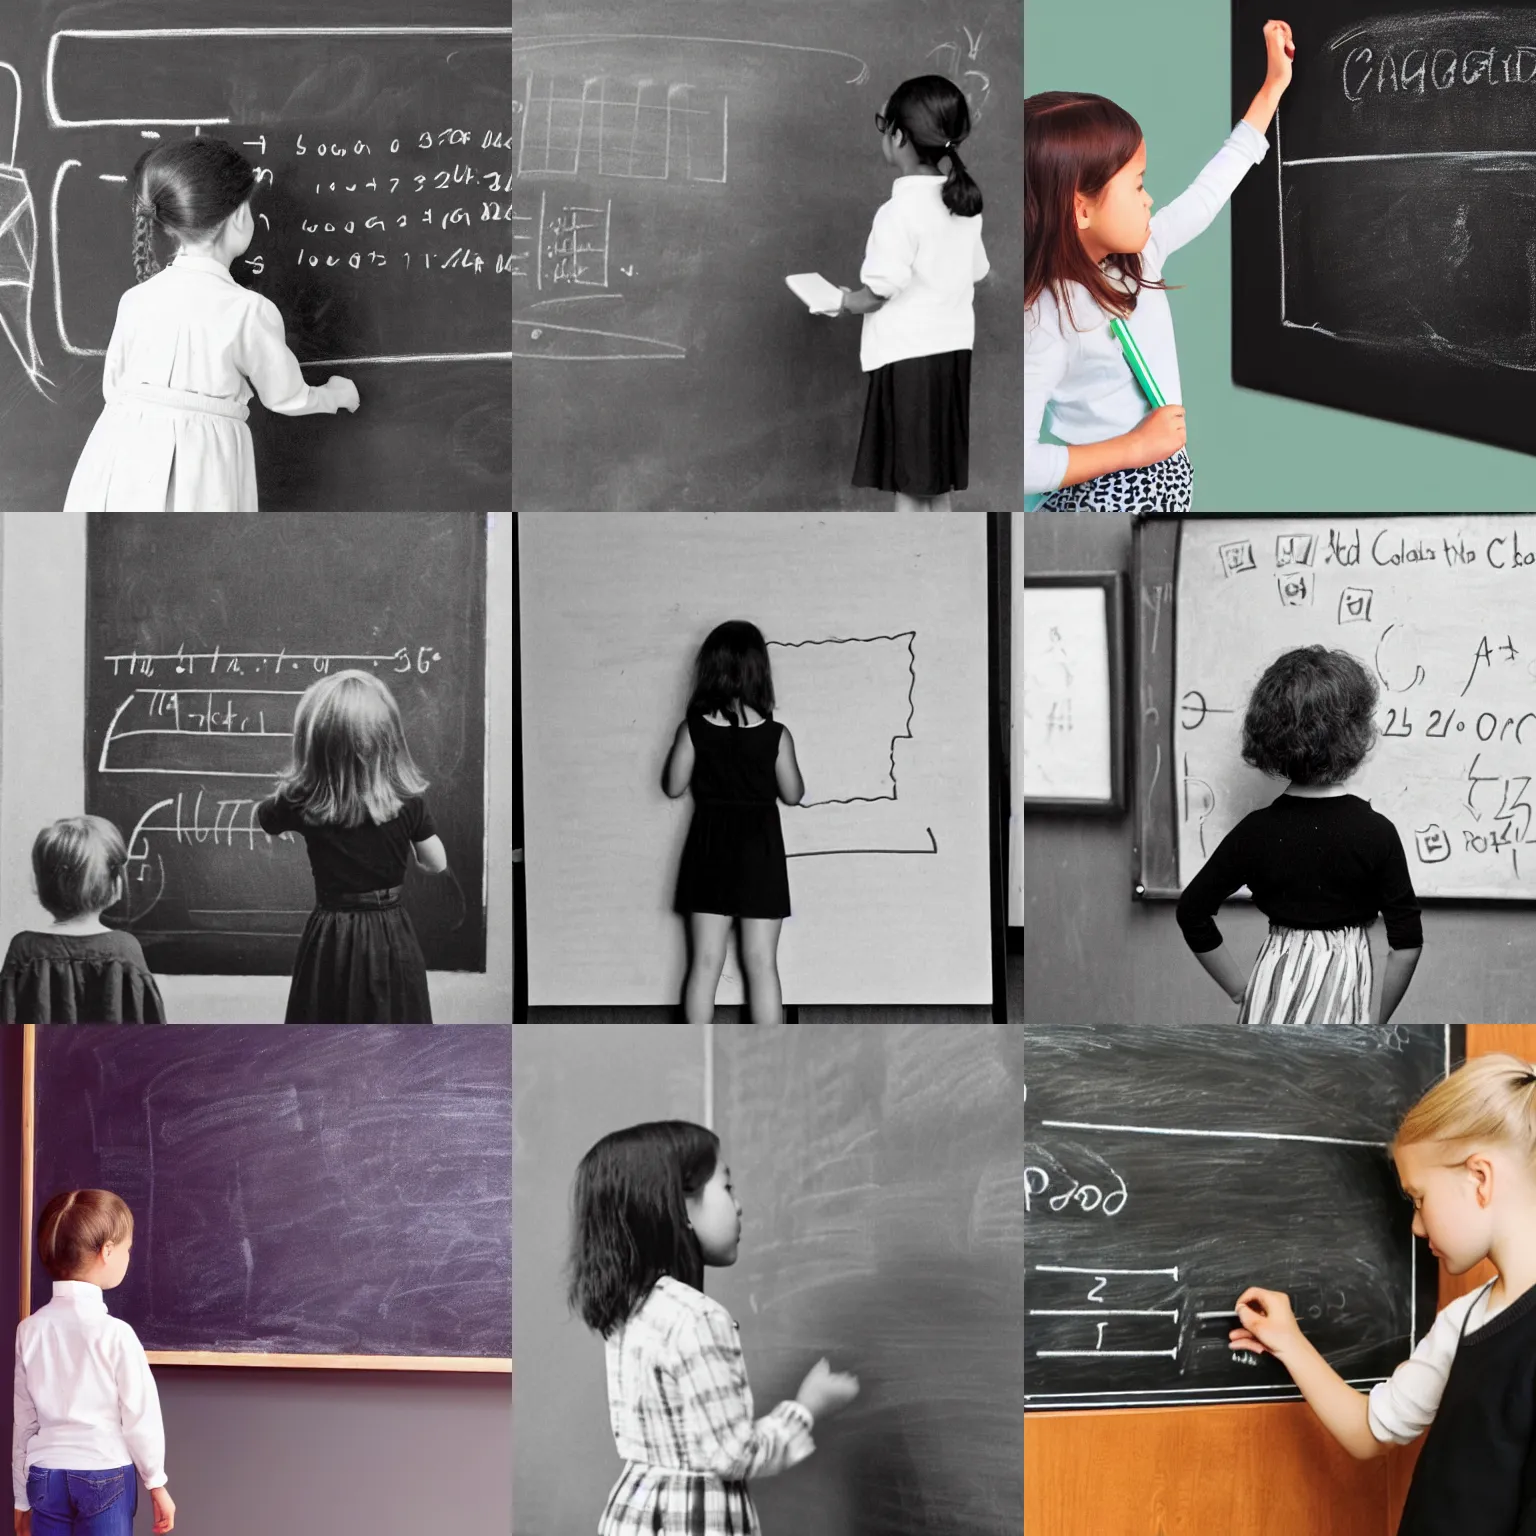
[
  {"left": 567, "top": 1120, "right": 859, "bottom": 1536},
  {"left": 12, "top": 1189, "right": 174, "bottom": 1536},
  {"left": 257, "top": 669, "right": 449, "bottom": 1023},
  {"left": 0, "top": 817, "right": 165, "bottom": 1024},
  {"left": 663, "top": 622, "right": 804, "bottom": 1024}
]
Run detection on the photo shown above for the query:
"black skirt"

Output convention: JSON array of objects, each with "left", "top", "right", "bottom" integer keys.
[
  {"left": 674, "top": 803, "right": 791, "bottom": 920},
  {"left": 284, "top": 887, "right": 433, "bottom": 1023},
  {"left": 852, "top": 349, "right": 971, "bottom": 495}
]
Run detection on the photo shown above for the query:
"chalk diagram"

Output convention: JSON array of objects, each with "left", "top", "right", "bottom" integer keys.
[
  {"left": 766, "top": 632, "right": 936, "bottom": 858},
  {"left": 0, "top": 62, "right": 53, "bottom": 397},
  {"left": 94, "top": 644, "right": 467, "bottom": 940}
]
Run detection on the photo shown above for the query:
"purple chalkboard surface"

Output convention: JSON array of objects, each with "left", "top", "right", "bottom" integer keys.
[{"left": 26, "top": 1026, "right": 511, "bottom": 1364}]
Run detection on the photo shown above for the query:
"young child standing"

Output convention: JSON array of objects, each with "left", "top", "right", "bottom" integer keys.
[
  {"left": 663, "top": 622, "right": 804, "bottom": 1024},
  {"left": 0, "top": 817, "right": 164, "bottom": 1025},
  {"left": 566, "top": 1120, "right": 859, "bottom": 1535},
  {"left": 257, "top": 670, "right": 448, "bottom": 1023},
  {"left": 12, "top": 1189, "right": 175, "bottom": 1536},
  {"left": 1231, "top": 1054, "right": 1536, "bottom": 1533},
  {"left": 63, "top": 136, "right": 359, "bottom": 511},
  {"left": 837, "top": 75, "right": 988, "bottom": 512},
  {"left": 1175, "top": 646, "right": 1423, "bottom": 1026},
  {"left": 1025, "top": 21, "right": 1294, "bottom": 511}
]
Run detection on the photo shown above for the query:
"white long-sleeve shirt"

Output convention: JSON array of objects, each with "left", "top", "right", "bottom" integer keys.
[
  {"left": 12, "top": 1281, "right": 167, "bottom": 1510},
  {"left": 1367, "top": 1281, "right": 1495, "bottom": 1444},
  {"left": 858, "top": 175, "right": 989, "bottom": 372},
  {"left": 1024, "top": 119, "right": 1269, "bottom": 495}
]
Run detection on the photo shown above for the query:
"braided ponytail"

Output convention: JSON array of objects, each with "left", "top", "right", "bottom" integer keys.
[
  {"left": 882, "top": 75, "right": 983, "bottom": 219},
  {"left": 132, "top": 196, "right": 161, "bottom": 283},
  {"left": 129, "top": 137, "right": 256, "bottom": 284}
]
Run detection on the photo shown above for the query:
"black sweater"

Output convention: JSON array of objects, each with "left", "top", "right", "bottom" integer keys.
[{"left": 1175, "top": 792, "right": 1423, "bottom": 954}]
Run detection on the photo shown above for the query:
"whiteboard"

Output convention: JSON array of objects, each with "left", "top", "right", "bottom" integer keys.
[
  {"left": 1022, "top": 585, "right": 1114, "bottom": 803},
  {"left": 1177, "top": 517, "right": 1536, "bottom": 899},
  {"left": 519, "top": 514, "right": 992, "bottom": 1005}
]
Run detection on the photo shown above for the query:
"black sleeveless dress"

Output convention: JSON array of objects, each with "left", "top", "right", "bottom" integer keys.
[{"left": 673, "top": 713, "right": 791, "bottom": 919}]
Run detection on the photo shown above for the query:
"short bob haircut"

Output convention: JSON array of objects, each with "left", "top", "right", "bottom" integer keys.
[
  {"left": 36, "top": 1189, "right": 134, "bottom": 1281},
  {"left": 565, "top": 1120, "right": 719, "bottom": 1338},
  {"left": 1391, "top": 1053, "right": 1536, "bottom": 1168},
  {"left": 33, "top": 816, "right": 128, "bottom": 921},
  {"left": 1241, "top": 646, "right": 1378, "bottom": 786}
]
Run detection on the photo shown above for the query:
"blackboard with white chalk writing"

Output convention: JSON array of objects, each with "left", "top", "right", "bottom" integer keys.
[
  {"left": 1024, "top": 1023, "right": 1453, "bottom": 1411},
  {"left": 0, "top": 3, "right": 510, "bottom": 509},
  {"left": 28, "top": 1026, "right": 512, "bottom": 1362},
  {"left": 1232, "top": 0, "right": 1536, "bottom": 457},
  {"left": 84, "top": 512, "right": 487, "bottom": 975}
]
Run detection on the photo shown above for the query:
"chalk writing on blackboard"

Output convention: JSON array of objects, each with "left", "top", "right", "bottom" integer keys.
[{"left": 0, "top": 60, "right": 51, "bottom": 399}]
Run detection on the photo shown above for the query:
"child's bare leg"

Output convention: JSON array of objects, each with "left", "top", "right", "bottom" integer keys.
[
  {"left": 930, "top": 492, "right": 952, "bottom": 512},
  {"left": 684, "top": 912, "right": 732, "bottom": 1023},
  {"left": 894, "top": 492, "right": 926, "bottom": 513},
  {"left": 739, "top": 918, "right": 784, "bottom": 1023}
]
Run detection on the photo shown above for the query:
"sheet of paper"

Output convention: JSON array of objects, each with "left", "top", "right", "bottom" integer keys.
[{"left": 785, "top": 271, "right": 844, "bottom": 315}]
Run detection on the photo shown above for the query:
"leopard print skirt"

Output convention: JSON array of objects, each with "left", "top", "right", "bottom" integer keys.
[{"left": 1035, "top": 448, "right": 1193, "bottom": 513}]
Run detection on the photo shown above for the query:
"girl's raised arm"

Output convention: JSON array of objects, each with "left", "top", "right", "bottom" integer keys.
[
  {"left": 663, "top": 719, "right": 695, "bottom": 798},
  {"left": 775, "top": 729, "right": 804, "bottom": 806}
]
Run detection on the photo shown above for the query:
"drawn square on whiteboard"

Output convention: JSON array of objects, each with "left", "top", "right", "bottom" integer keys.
[{"left": 1023, "top": 576, "right": 1125, "bottom": 811}]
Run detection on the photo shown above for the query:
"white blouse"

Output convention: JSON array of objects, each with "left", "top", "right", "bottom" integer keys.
[
  {"left": 1367, "top": 1281, "right": 1495, "bottom": 1444},
  {"left": 858, "top": 175, "right": 989, "bottom": 372},
  {"left": 1024, "top": 119, "right": 1269, "bottom": 495},
  {"left": 11, "top": 1280, "right": 168, "bottom": 1508}
]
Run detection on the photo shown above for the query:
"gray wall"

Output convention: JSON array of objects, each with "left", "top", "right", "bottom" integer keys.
[
  {"left": 1023, "top": 513, "right": 1535, "bottom": 1024},
  {"left": 512, "top": 1023, "right": 705, "bottom": 1535},
  {"left": 2, "top": 1030, "right": 510, "bottom": 1536}
]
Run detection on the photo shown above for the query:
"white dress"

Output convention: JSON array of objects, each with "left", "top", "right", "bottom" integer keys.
[{"left": 63, "top": 252, "right": 348, "bottom": 511}]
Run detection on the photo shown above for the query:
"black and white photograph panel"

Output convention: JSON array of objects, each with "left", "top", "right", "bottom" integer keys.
[
  {"left": 510, "top": 3, "right": 1021, "bottom": 511},
  {"left": 513, "top": 1020, "right": 1022, "bottom": 1536},
  {"left": 1022, "top": 510, "right": 1536, "bottom": 1027},
  {"left": 1, "top": 11, "right": 511, "bottom": 511},
  {"left": 513, "top": 512, "right": 1011, "bottom": 1021},
  {"left": 0, "top": 512, "right": 512, "bottom": 1024}
]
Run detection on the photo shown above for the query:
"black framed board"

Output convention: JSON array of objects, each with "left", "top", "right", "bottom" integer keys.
[
  {"left": 1024, "top": 1022, "right": 1456, "bottom": 1411},
  {"left": 1232, "top": 0, "right": 1536, "bottom": 458},
  {"left": 22, "top": 1025, "right": 512, "bottom": 1369}
]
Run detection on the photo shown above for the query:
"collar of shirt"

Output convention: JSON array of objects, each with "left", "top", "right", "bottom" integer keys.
[
  {"left": 890, "top": 175, "right": 946, "bottom": 198},
  {"left": 50, "top": 1280, "right": 108, "bottom": 1312},
  {"left": 170, "top": 252, "right": 238, "bottom": 285}
]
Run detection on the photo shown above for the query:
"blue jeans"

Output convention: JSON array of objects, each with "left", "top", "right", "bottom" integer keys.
[{"left": 24, "top": 1466, "right": 137, "bottom": 1536}]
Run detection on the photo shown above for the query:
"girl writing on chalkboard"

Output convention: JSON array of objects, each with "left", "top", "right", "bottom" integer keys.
[
  {"left": 0, "top": 817, "right": 165, "bottom": 1025},
  {"left": 663, "top": 621, "right": 804, "bottom": 1024},
  {"left": 12, "top": 1189, "right": 176, "bottom": 1535},
  {"left": 1231, "top": 1054, "right": 1536, "bottom": 1532},
  {"left": 63, "top": 137, "right": 360, "bottom": 512},
  {"left": 257, "top": 670, "right": 448, "bottom": 1023},
  {"left": 567, "top": 1121, "right": 859, "bottom": 1536},
  {"left": 1025, "top": 20, "right": 1294, "bottom": 511},
  {"left": 833, "top": 75, "right": 988, "bottom": 511},
  {"left": 1176, "top": 646, "right": 1422, "bottom": 1026}
]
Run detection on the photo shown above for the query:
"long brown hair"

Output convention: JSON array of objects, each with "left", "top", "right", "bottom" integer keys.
[{"left": 1024, "top": 91, "right": 1174, "bottom": 329}]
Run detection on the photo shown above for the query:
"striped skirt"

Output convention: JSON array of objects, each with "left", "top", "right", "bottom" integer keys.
[
  {"left": 599, "top": 1463, "right": 757, "bottom": 1536},
  {"left": 1238, "top": 924, "right": 1372, "bottom": 1027}
]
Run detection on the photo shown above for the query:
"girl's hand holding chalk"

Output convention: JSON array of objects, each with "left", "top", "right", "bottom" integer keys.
[
  {"left": 795, "top": 1356, "right": 861, "bottom": 1420},
  {"left": 1229, "top": 1286, "right": 1304, "bottom": 1359},
  {"left": 326, "top": 375, "right": 360, "bottom": 413},
  {"left": 1124, "top": 404, "right": 1187, "bottom": 468},
  {"left": 1265, "top": 20, "right": 1296, "bottom": 88}
]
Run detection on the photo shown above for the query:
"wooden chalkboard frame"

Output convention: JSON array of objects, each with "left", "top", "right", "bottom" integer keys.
[
  {"left": 17, "top": 1027, "right": 510, "bottom": 1374},
  {"left": 1023, "top": 572, "right": 1127, "bottom": 815}
]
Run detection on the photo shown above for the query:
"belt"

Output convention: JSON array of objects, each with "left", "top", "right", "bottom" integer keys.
[
  {"left": 317, "top": 886, "right": 403, "bottom": 910},
  {"left": 108, "top": 381, "right": 250, "bottom": 422}
]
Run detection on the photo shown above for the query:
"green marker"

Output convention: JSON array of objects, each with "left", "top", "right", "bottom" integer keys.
[{"left": 1109, "top": 316, "right": 1166, "bottom": 409}]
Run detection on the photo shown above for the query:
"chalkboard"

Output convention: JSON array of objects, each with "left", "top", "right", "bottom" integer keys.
[
  {"left": 1022, "top": 575, "right": 1125, "bottom": 812},
  {"left": 1137, "top": 515, "right": 1536, "bottom": 901},
  {"left": 1232, "top": 0, "right": 1536, "bottom": 458},
  {"left": 1024, "top": 1023, "right": 1453, "bottom": 1411},
  {"left": 511, "top": 1, "right": 1022, "bottom": 510},
  {"left": 0, "top": 5, "right": 510, "bottom": 510},
  {"left": 25, "top": 1026, "right": 512, "bottom": 1364},
  {"left": 712, "top": 1022, "right": 1022, "bottom": 1536},
  {"left": 84, "top": 512, "right": 487, "bottom": 975}
]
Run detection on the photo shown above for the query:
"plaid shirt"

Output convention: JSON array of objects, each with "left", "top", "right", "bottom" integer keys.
[{"left": 598, "top": 1276, "right": 814, "bottom": 1536}]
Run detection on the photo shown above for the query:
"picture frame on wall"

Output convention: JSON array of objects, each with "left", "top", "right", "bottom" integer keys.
[{"left": 1023, "top": 572, "right": 1126, "bottom": 815}]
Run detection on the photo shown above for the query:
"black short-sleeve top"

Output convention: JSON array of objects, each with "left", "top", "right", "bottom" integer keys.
[{"left": 256, "top": 793, "right": 437, "bottom": 897}]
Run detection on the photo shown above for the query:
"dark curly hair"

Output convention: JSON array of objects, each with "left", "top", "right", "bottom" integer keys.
[
  {"left": 131, "top": 137, "right": 256, "bottom": 283},
  {"left": 1241, "top": 646, "right": 1379, "bottom": 786},
  {"left": 686, "top": 620, "right": 774, "bottom": 727},
  {"left": 565, "top": 1120, "right": 719, "bottom": 1338}
]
